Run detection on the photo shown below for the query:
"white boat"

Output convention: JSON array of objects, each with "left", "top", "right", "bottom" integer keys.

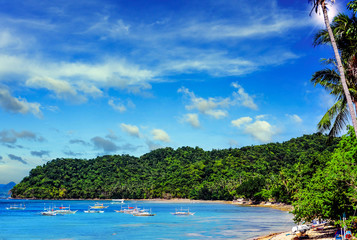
[
  {"left": 41, "top": 210, "right": 57, "bottom": 216},
  {"left": 111, "top": 199, "right": 125, "bottom": 204},
  {"left": 41, "top": 206, "right": 56, "bottom": 216},
  {"left": 292, "top": 224, "right": 310, "bottom": 236},
  {"left": 115, "top": 205, "right": 133, "bottom": 213},
  {"left": 132, "top": 209, "right": 155, "bottom": 216},
  {"left": 6, "top": 203, "right": 26, "bottom": 210},
  {"left": 89, "top": 203, "right": 109, "bottom": 209},
  {"left": 54, "top": 206, "right": 77, "bottom": 214},
  {"left": 84, "top": 209, "right": 104, "bottom": 213},
  {"left": 171, "top": 207, "right": 195, "bottom": 215}
]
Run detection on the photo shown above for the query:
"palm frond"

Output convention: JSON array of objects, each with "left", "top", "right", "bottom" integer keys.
[
  {"left": 317, "top": 99, "right": 349, "bottom": 137},
  {"left": 328, "top": 101, "right": 350, "bottom": 137},
  {"left": 309, "top": 0, "right": 319, "bottom": 16},
  {"left": 311, "top": 68, "right": 341, "bottom": 92}
]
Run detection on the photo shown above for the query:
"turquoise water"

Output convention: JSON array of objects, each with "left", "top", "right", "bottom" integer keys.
[{"left": 0, "top": 199, "right": 294, "bottom": 239}]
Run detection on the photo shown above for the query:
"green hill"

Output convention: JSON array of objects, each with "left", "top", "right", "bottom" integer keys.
[{"left": 11, "top": 133, "right": 339, "bottom": 202}]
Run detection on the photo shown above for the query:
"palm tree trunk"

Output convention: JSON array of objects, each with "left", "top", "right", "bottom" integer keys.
[{"left": 322, "top": 2, "right": 357, "bottom": 138}]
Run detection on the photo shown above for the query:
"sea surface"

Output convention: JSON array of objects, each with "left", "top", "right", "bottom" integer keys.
[{"left": 0, "top": 199, "right": 294, "bottom": 240}]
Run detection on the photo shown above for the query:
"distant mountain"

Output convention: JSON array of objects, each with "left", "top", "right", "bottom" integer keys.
[{"left": 0, "top": 182, "right": 16, "bottom": 198}]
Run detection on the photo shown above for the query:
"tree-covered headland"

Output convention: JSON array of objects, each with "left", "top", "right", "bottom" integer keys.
[{"left": 10, "top": 133, "right": 339, "bottom": 205}]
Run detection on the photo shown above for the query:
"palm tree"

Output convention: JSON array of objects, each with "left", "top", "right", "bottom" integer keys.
[
  {"left": 311, "top": 59, "right": 352, "bottom": 137},
  {"left": 311, "top": 12, "right": 357, "bottom": 137},
  {"left": 309, "top": 0, "right": 357, "bottom": 138}
]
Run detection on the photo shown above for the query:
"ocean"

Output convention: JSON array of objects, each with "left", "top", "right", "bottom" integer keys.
[{"left": 0, "top": 199, "right": 294, "bottom": 239}]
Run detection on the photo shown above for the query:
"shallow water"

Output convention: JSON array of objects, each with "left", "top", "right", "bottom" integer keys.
[{"left": 0, "top": 199, "right": 294, "bottom": 239}]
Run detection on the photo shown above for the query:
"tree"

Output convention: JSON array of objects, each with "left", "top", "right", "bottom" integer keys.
[
  {"left": 292, "top": 126, "right": 357, "bottom": 222},
  {"left": 309, "top": 0, "right": 357, "bottom": 138},
  {"left": 311, "top": 10, "right": 357, "bottom": 137}
]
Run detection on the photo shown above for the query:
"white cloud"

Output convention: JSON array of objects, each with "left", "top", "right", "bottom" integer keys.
[
  {"left": 178, "top": 87, "right": 230, "bottom": 119},
  {"left": 231, "top": 116, "right": 277, "bottom": 143},
  {"left": 287, "top": 114, "right": 303, "bottom": 123},
  {"left": 185, "top": 113, "right": 200, "bottom": 128},
  {"left": 109, "top": 99, "right": 126, "bottom": 113},
  {"left": 26, "top": 76, "right": 84, "bottom": 102},
  {"left": 0, "top": 30, "right": 23, "bottom": 49},
  {"left": 87, "top": 17, "right": 130, "bottom": 39},
  {"left": 120, "top": 123, "right": 140, "bottom": 138},
  {"left": 231, "top": 82, "right": 258, "bottom": 110},
  {"left": 179, "top": 84, "right": 257, "bottom": 119},
  {"left": 151, "top": 129, "right": 170, "bottom": 143},
  {"left": 0, "top": 87, "right": 42, "bottom": 118},
  {"left": 231, "top": 117, "right": 253, "bottom": 128},
  {"left": 109, "top": 98, "right": 135, "bottom": 113},
  {"left": 256, "top": 114, "right": 267, "bottom": 120},
  {"left": 0, "top": 54, "right": 155, "bottom": 103},
  {"left": 244, "top": 120, "right": 276, "bottom": 143},
  {"left": 178, "top": 11, "right": 311, "bottom": 41},
  {"left": 162, "top": 52, "right": 257, "bottom": 77}
]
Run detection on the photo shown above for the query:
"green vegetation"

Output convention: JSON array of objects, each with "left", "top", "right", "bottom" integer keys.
[
  {"left": 11, "top": 127, "right": 357, "bottom": 223},
  {"left": 12, "top": 133, "right": 339, "bottom": 203},
  {"left": 293, "top": 127, "right": 357, "bottom": 222}
]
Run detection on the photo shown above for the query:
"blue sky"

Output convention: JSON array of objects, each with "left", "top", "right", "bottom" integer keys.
[{"left": 0, "top": 0, "right": 351, "bottom": 184}]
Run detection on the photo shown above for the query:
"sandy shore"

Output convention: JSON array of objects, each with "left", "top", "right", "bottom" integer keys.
[
  {"left": 134, "top": 198, "right": 294, "bottom": 211},
  {"left": 253, "top": 226, "right": 337, "bottom": 240}
]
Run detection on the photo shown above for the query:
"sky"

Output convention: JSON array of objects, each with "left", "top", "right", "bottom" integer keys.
[{"left": 0, "top": 0, "right": 352, "bottom": 184}]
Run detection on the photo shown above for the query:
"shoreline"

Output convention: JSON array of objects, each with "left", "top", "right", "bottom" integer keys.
[{"left": 9, "top": 197, "right": 293, "bottom": 211}]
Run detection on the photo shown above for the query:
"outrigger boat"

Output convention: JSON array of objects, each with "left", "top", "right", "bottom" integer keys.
[
  {"left": 6, "top": 203, "right": 26, "bottom": 210},
  {"left": 41, "top": 205, "right": 56, "bottom": 216},
  {"left": 54, "top": 206, "right": 77, "bottom": 214},
  {"left": 132, "top": 208, "right": 155, "bottom": 216},
  {"left": 41, "top": 209, "right": 57, "bottom": 216},
  {"left": 115, "top": 206, "right": 136, "bottom": 213},
  {"left": 89, "top": 203, "right": 109, "bottom": 209},
  {"left": 171, "top": 207, "right": 195, "bottom": 215}
]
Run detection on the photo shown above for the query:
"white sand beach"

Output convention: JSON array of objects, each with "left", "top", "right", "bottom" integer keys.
[{"left": 254, "top": 225, "right": 336, "bottom": 240}]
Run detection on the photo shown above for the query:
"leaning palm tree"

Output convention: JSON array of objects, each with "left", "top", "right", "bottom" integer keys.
[
  {"left": 311, "top": 59, "right": 354, "bottom": 137},
  {"left": 311, "top": 12, "right": 357, "bottom": 137},
  {"left": 309, "top": 0, "right": 357, "bottom": 138}
]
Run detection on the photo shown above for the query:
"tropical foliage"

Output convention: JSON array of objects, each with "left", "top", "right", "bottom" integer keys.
[
  {"left": 12, "top": 133, "right": 339, "bottom": 204},
  {"left": 293, "top": 127, "right": 357, "bottom": 222}
]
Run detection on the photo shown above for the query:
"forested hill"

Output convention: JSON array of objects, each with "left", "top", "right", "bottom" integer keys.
[{"left": 11, "top": 133, "right": 339, "bottom": 202}]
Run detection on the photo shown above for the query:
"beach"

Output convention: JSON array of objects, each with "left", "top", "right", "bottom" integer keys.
[{"left": 254, "top": 226, "right": 336, "bottom": 240}]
